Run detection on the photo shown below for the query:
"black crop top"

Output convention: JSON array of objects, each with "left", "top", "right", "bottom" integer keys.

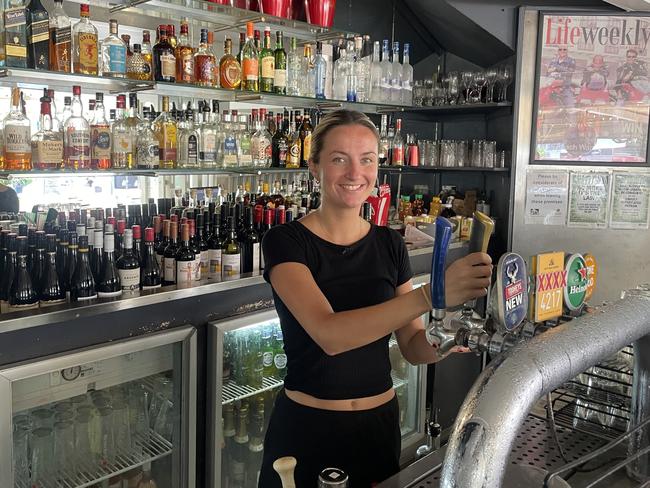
[{"left": 262, "top": 220, "right": 412, "bottom": 400}]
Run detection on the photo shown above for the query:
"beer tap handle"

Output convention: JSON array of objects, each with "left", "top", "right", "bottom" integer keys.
[
  {"left": 431, "top": 217, "right": 453, "bottom": 312},
  {"left": 273, "top": 456, "right": 297, "bottom": 488},
  {"left": 468, "top": 211, "right": 495, "bottom": 255}
]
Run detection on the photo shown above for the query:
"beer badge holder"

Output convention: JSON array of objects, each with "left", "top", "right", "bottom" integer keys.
[{"left": 490, "top": 253, "right": 529, "bottom": 334}]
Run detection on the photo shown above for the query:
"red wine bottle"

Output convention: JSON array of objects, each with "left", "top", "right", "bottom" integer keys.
[
  {"left": 40, "top": 234, "right": 66, "bottom": 306},
  {"left": 0, "top": 233, "right": 17, "bottom": 312},
  {"left": 188, "top": 219, "right": 201, "bottom": 281},
  {"left": 65, "top": 232, "right": 78, "bottom": 299},
  {"left": 141, "top": 227, "right": 161, "bottom": 290},
  {"left": 176, "top": 223, "right": 195, "bottom": 285},
  {"left": 31, "top": 231, "right": 46, "bottom": 296},
  {"left": 163, "top": 221, "right": 179, "bottom": 285},
  {"left": 70, "top": 236, "right": 97, "bottom": 302},
  {"left": 241, "top": 206, "right": 260, "bottom": 274},
  {"left": 207, "top": 212, "right": 223, "bottom": 280},
  {"left": 9, "top": 253, "right": 39, "bottom": 311},
  {"left": 91, "top": 228, "right": 104, "bottom": 283},
  {"left": 56, "top": 229, "right": 69, "bottom": 279},
  {"left": 97, "top": 230, "right": 121, "bottom": 298},
  {"left": 132, "top": 224, "right": 144, "bottom": 264},
  {"left": 196, "top": 213, "right": 209, "bottom": 280},
  {"left": 116, "top": 229, "right": 140, "bottom": 294}
]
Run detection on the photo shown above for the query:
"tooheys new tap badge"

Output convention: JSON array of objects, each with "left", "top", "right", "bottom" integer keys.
[
  {"left": 494, "top": 253, "right": 528, "bottom": 332},
  {"left": 564, "top": 253, "right": 589, "bottom": 312}
]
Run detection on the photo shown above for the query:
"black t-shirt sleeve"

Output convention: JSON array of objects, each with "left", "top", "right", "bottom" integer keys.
[
  {"left": 262, "top": 224, "right": 309, "bottom": 283},
  {"left": 0, "top": 187, "right": 19, "bottom": 214},
  {"left": 390, "top": 228, "right": 413, "bottom": 286}
]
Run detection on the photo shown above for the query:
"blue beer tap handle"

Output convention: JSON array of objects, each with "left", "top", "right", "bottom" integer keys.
[{"left": 430, "top": 217, "right": 453, "bottom": 311}]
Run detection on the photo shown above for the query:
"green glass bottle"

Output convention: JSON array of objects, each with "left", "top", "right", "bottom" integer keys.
[
  {"left": 259, "top": 26, "right": 274, "bottom": 93},
  {"left": 273, "top": 31, "right": 287, "bottom": 95}
]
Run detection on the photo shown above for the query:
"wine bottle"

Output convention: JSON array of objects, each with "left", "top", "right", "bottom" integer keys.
[
  {"left": 241, "top": 206, "right": 260, "bottom": 274},
  {"left": 0, "top": 234, "right": 17, "bottom": 313},
  {"left": 175, "top": 223, "right": 194, "bottom": 285},
  {"left": 157, "top": 218, "right": 169, "bottom": 270},
  {"left": 9, "top": 253, "right": 39, "bottom": 311},
  {"left": 40, "top": 233, "right": 66, "bottom": 306},
  {"left": 207, "top": 212, "right": 223, "bottom": 280},
  {"left": 0, "top": 230, "right": 11, "bottom": 277},
  {"left": 196, "top": 213, "right": 209, "bottom": 279},
  {"left": 97, "top": 229, "right": 121, "bottom": 298},
  {"left": 141, "top": 227, "right": 161, "bottom": 290},
  {"left": 115, "top": 219, "right": 126, "bottom": 259},
  {"left": 30, "top": 231, "right": 46, "bottom": 296},
  {"left": 116, "top": 228, "right": 140, "bottom": 293},
  {"left": 132, "top": 224, "right": 144, "bottom": 263},
  {"left": 64, "top": 231, "right": 78, "bottom": 299},
  {"left": 221, "top": 216, "right": 241, "bottom": 280},
  {"left": 188, "top": 219, "right": 201, "bottom": 281},
  {"left": 163, "top": 221, "right": 179, "bottom": 285},
  {"left": 56, "top": 229, "right": 69, "bottom": 279},
  {"left": 91, "top": 228, "right": 104, "bottom": 283},
  {"left": 70, "top": 235, "right": 97, "bottom": 302}
]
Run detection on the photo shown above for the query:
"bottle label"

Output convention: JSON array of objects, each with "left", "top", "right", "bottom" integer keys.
[
  {"left": 261, "top": 56, "right": 274, "bottom": 79},
  {"left": 199, "top": 133, "right": 216, "bottom": 161},
  {"left": 193, "top": 254, "right": 201, "bottom": 281},
  {"left": 30, "top": 17, "right": 49, "bottom": 45},
  {"left": 392, "top": 146, "right": 404, "bottom": 165},
  {"left": 274, "top": 353, "right": 287, "bottom": 369},
  {"left": 91, "top": 126, "right": 112, "bottom": 162},
  {"left": 33, "top": 139, "right": 63, "bottom": 167},
  {"left": 156, "top": 252, "right": 164, "bottom": 269},
  {"left": 66, "top": 128, "right": 91, "bottom": 166},
  {"left": 278, "top": 141, "right": 288, "bottom": 165},
  {"left": 159, "top": 126, "right": 177, "bottom": 162},
  {"left": 76, "top": 293, "right": 97, "bottom": 301},
  {"left": 118, "top": 267, "right": 140, "bottom": 291},
  {"left": 97, "top": 290, "right": 122, "bottom": 298},
  {"left": 77, "top": 33, "right": 98, "bottom": 72},
  {"left": 54, "top": 26, "right": 72, "bottom": 45},
  {"left": 4, "top": 8, "right": 27, "bottom": 59},
  {"left": 200, "top": 250, "right": 209, "bottom": 276},
  {"left": 274, "top": 68, "right": 287, "bottom": 88},
  {"left": 176, "top": 260, "right": 193, "bottom": 283},
  {"left": 251, "top": 138, "right": 270, "bottom": 163},
  {"left": 196, "top": 58, "right": 213, "bottom": 84},
  {"left": 4, "top": 8, "right": 26, "bottom": 29},
  {"left": 252, "top": 242, "right": 260, "bottom": 272},
  {"left": 137, "top": 140, "right": 159, "bottom": 168},
  {"left": 164, "top": 256, "right": 176, "bottom": 283},
  {"left": 40, "top": 298, "right": 66, "bottom": 307},
  {"left": 302, "top": 133, "right": 312, "bottom": 162},
  {"left": 221, "top": 253, "right": 240, "bottom": 277},
  {"left": 107, "top": 45, "right": 126, "bottom": 73},
  {"left": 242, "top": 58, "right": 258, "bottom": 81},
  {"left": 8, "top": 301, "right": 39, "bottom": 312},
  {"left": 224, "top": 136, "right": 237, "bottom": 153},
  {"left": 208, "top": 248, "right": 221, "bottom": 278},
  {"left": 5, "top": 126, "right": 31, "bottom": 153},
  {"left": 221, "top": 58, "right": 242, "bottom": 88},
  {"left": 179, "top": 52, "right": 194, "bottom": 82},
  {"left": 287, "top": 142, "right": 301, "bottom": 166},
  {"left": 187, "top": 134, "right": 198, "bottom": 162},
  {"left": 160, "top": 53, "right": 175, "bottom": 78},
  {"left": 113, "top": 134, "right": 133, "bottom": 167},
  {"left": 142, "top": 284, "right": 162, "bottom": 290},
  {"left": 262, "top": 351, "right": 273, "bottom": 368}
]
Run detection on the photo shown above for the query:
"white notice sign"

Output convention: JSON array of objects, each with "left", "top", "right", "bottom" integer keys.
[
  {"left": 567, "top": 172, "right": 611, "bottom": 228},
  {"left": 524, "top": 169, "right": 569, "bottom": 225},
  {"left": 610, "top": 172, "right": 650, "bottom": 230}
]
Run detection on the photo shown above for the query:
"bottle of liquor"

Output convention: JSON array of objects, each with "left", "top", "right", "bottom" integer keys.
[
  {"left": 287, "top": 37, "right": 301, "bottom": 96},
  {"left": 313, "top": 41, "right": 327, "bottom": 99},
  {"left": 132, "top": 224, "right": 143, "bottom": 262},
  {"left": 380, "top": 40, "right": 391, "bottom": 101},
  {"left": 193, "top": 28, "right": 215, "bottom": 87},
  {"left": 64, "top": 85, "right": 91, "bottom": 170},
  {"left": 238, "top": 114, "right": 252, "bottom": 167},
  {"left": 369, "top": 40, "right": 382, "bottom": 103},
  {"left": 40, "top": 233, "right": 66, "bottom": 306},
  {"left": 251, "top": 110, "right": 272, "bottom": 168},
  {"left": 90, "top": 92, "right": 111, "bottom": 170},
  {"left": 64, "top": 231, "right": 78, "bottom": 298},
  {"left": 91, "top": 227, "right": 103, "bottom": 282},
  {"left": 3, "top": 87, "right": 31, "bottom": 171},
  {"left": 56, "top": 229, "right": 68, "bottom": 279},
  {"left": 241, "top": 22, "right": 259, "bottom": 92},
  {"left": 240, "top": 206, "right": 260, "bottom": 274},
  {"left": 177, "top": 109, "right": 199, "bottom": 169},
  {"left": 390, "top": 41, "right": 402, "bottom": 104},
  {"left": 221, "top": 216, "right": 240, "bottom": 280},
  {"left": 199, "top": 103, "right": 217, "bottom": 168},
  {"left": 286, "top": 111, "right": 301, "bottom": 169},
  {"left": 175, "top": 18, "right": 194, "bottom": 83},
  {"left": 390, "top": 118, "right": 404, "bottom": 166},
  {"left": 48, "top": 0, "right": 71, "bottom": 72},
  {"left": 154, "top": 96, "right": 177, "bottom": 169},
  {"left": 141, "top": 30, "right": 153, "bottom": 81},
  {"left": 273, "top": 31, "right": 287, "bottom": 95},
  {"left": 300, "top": 43, "right": 314, "bottom": 97},
  {"left": 207, "top": 213, "right": 223, "bottom": 279},
  {"left": 188, "top": 219, "right": 201, "bottom": 281},
  {"left": 163, "top": 220, "right": 178, "bottom": 285},
  {"left": 31, "top": 99, "right": 62, "bottom": 170},
  {"left": 401, "top": 43, "right": 413, "bottom": 106},
  {"left": 136, "top": 110, "right": 159, "bottom": 169},
  {"left": 221, "top": 111, "right": 239, "bottom": 168},
  {"left": 121, "top": 34, "right": 132, "bottom": 60},
  {"left": 378, "top": 114, "right": 389, "bottom": 166},
  {"left": 260, "top": 27, "right": 274, "bottom": 93},
  {"left": 96, "top": 229, "right": 121, "bottom": 297},
  {"left": 111, "top": 94, "right": 134, "bottom": 169},
  {"left": 141, "top": 227, "right": 161, "bottom": 290},
  {"left": 4, "top": 0, "right": 28, "bottom": 68},
  {"left": 61, "top": 96, "right": 72, "bottom": 127},
  {"left": 127, "top": 44, "right": 152, "bottom": 80},
  {"left": 30, "top": 231, "right": 46, "bottom": 294},
  {"left": 115, "top": 219, "right": 126, "bottom": 258},
  {"left": 237, "top": 32, "right": 245, "bottom": 66},
  {"left": 116, "top": 228, "right": 140, "bottom": 293},
  {"left": 219, "top": 36, "right": 241, "bottom": 90},
  {"left": 153, "top": 25, "right": 176, "bottom": 82},
  {"left": 196, "top": 213, "right": 209, "bottom": 279},
  {"left": 101, "top": 19, "right": 126, "bottom": 78},
  {"left": 156, "top": 219, "right": 169, "bottom": 269},
  {"left": 70, "top": 235, "right": 96, "bottom": 302},
  {"left": 27, "top": 0, "right": 49, "bottom": 70},
  {"left": 271, "top": 111, "right": 288, "bottom": 168},
  {"left": 175, "top": 223, "right": 193, "bottom": 285},
  {"left": 299, "top": 110, "right": 312, "bottom": 167},
  {"left": 9, "top": 253, "right": 38, "bottom": 311},
  {"left": 206, "top": 31, "right": 219, "bottom": 83},
  {"left": 333, "top": 44, "right": 349, "bottom": 100},
  {"left": 353, "top": 36, "right": 368, "bottom": 102},
  {"left": 73, "top": 4, "right": 98, "bottom": 75},
  {"left": 0, "top": 234, "right": 17, "bottom": 313}
]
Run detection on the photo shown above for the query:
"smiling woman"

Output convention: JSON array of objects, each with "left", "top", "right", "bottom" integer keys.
[{"left": 257, "top": 109, "right": 493, "bottom": 487}]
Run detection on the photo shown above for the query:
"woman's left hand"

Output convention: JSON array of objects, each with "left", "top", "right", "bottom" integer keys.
[{"left": 444, "top": 252, "right": 493, "bottom": 308}]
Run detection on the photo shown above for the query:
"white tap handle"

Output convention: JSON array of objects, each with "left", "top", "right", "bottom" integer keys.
[{"left": 273, "top": 456, "right": 297, "bottom": 488}]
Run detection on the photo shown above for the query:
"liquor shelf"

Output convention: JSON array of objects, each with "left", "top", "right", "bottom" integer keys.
[
  {"left": 15, "top": 429, "right": 172, "bottom": 488},
  {"left": 0, "top": 68, "right": 512, "bottom": 116},
  {"left": 0, "top": 167, "right": 309, "bottom": 179},
  {"left": 378, "top": 165, "right": 511, "bottom": 173}
]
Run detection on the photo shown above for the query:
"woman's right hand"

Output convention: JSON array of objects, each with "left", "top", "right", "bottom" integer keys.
[{"left": 444, "top": 252, "right": 493, "bottom": 308}]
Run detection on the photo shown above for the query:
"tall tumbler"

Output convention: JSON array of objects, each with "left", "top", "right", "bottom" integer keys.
[
  {"left": 113, "top": 400, "right": 133, "bottom": 456},
  {"left": 75, "top": 411, "right": 94, "bottom": 474},
  {"left": 13, "top": 425, "right": 30, "bottom": 485},
  {"left": 54, "top": 420, "right": 76, "bottom": 479},
  {"left": 628, "top": 333, "right": 650, "bottom": 480},
  {"left": 98, "top": 406, "right": 116, "bottom": 466},
  {"left": 306, "top": 0, "right": 336, "bottom": 27},
  {"left": 31, "top": 427, "right": 54, "bottom": 485}
]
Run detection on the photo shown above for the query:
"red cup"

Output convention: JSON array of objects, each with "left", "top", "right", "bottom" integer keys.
[
  {"left": 306, "top": 0, "right": 336, "bottom": 27},
  {"left": 291, "top": 0, "right": 307, "bottom": 21},
  {"left": 259, "top": 0, "right": 291, "bottom": 17}
]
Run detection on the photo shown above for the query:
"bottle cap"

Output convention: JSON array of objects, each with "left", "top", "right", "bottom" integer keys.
[
  {"left": 246, "top": 21, "right": 254, "bottom": 38},
  {"left": 78, "top": 235, "right": 89, "bottom": 249},
  {"left": 104, "top": 232, "right": 114, "bottom": 252},
  {"left": 132, "top": 225, "right": 142, "bottom": 239},
  {"left": 94, "top": 229, "right": 104, "bottom": 249},
  {"left": 73, "top": 86, "right": 81, "bottom": 96},
  {"left": 180, "top": 223, "right": 190, "bottom": 242},
  {"left": 46, "top": 234, "right": 57, "bottom": 253},
  {"left": 123, "top": 229, "right": 133, "bottom": 249},
  {"left": 144, "top": 227, "right": 154, "bottom": 242},
  {"left": 117, "top": 220, "right": 126, "bottom": 235}
]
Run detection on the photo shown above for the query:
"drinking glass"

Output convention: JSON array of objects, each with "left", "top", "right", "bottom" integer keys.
[
  {"left": 423, "top": 79, "right": 434, "bottom": 106},
  {"left": 417, "top": 140, "right": 428, "bottom": 166},
  {"left": 128, "top": 382, "right": 151, "bottom": 441},
  {"left": 31, "top": 427, "right": 55, "bottom": 485},
  {"left": 54, "top": 420, "right": 75, "bottom": 478},
  {"left": 413, "top": 80, "right": 424, "bottom": 106},
  {"left": 13, "top": 413, "right": 32, "bottom": 431},
  {"left": 113, "top": 400, "right": 133, "bottom": 460},
  {"left": 455, "top": 140, "right": 468, "bottom": 167},
  {"left": 483, "top": 141, "right": 496, "bottom": 168},
  {"left": 498, "top": 65, "right": 513, "bottom": 102},
  {"left": 471, "top": 140, "right": 484, "bottom": 168},
  {"left": 31, "top": 407, "right": 55, "bottom": 429},
  {"left": 461, "top": 71, "right": 473, "bottom": 104},
  {"left": 75, "top": 411, "right": 95, "bottom": 473},
  {"left": 440, "top": 140, "right": 457, "bottom": 167},
  {"left": 13, "top": 425, "right": 30, "bottom": 485},
  {"left": 98, "top": 406, "right": 115, "bottom": 466},
  {"left": 485, "top": 68, "right": 498, "bottom": 103},
  {"left": 472, "top": 71, "right": 487, "bottom": 104},
  {"left": 430, "top": 140, "right": 440, "bottom": 166},
  {"left": 149, "top": 375, "right": 173, "bottom": 429},
  {"left": 446, "top": 72, "right": 460, "bottom": 105}
]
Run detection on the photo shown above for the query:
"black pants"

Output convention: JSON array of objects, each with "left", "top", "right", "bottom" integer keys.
[{"left": 258, "top": 390, "right": 401, "bottom": 488}]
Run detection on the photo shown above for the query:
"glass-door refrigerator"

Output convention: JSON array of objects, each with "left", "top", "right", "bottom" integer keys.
[
  {"left": 207, "top": 294, "right": 428, "bottom": 487},
  {"left": 0, "top": 326, "right": 197, "bottom": 488}
]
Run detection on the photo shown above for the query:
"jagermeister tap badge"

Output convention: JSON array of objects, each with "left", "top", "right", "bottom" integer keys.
[{"left": 564, "top": 253, "right": 588, "bottom": 311}]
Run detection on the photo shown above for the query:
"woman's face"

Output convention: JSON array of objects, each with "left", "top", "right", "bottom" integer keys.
[{"left": 310, "top": 124, "right": 378, "bottom": 211}]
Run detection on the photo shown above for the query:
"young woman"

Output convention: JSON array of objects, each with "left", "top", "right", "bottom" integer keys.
[{"left": 259, "top": 110, "right": 492, "bottom": 487}]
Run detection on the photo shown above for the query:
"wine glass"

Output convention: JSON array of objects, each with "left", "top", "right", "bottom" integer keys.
[
  {"left": 461, "top": 71, "right": 474, "bottom": 104},
  {"left": 485, "top": 68, "right": 498, "bottom": 103},
  {"left": 472, "top": 71, "right": 487, "bottom": 103},
  {"left": 498, "top": 65, "right": 513, "bottom": 102},
  {"left": 446, "top": 72, "right": 460, "bottom": 105}
]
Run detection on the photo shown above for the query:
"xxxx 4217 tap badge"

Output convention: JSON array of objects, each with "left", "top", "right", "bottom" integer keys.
[
  {"left": 495, "top": 253, "right": 528, "bottom": 332},
  {"left": 564, "top": 253, "right": 588, "bottom": 312}
]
